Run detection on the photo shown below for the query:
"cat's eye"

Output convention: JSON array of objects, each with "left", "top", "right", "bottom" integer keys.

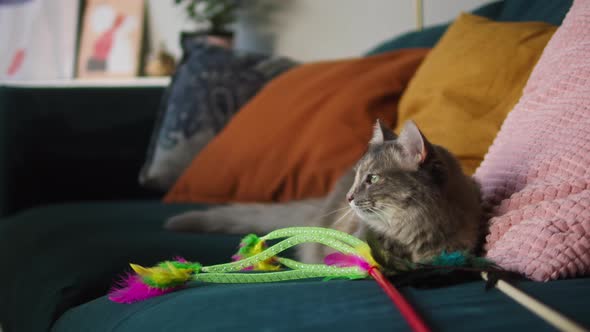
[{"left": 366, "top": 174, "right": 380, "bottom": 184}]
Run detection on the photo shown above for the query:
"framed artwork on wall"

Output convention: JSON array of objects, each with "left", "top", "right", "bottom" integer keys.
[
  {"left": 77, "top": 0, "right": 145, "bottom": 79},
  {"left": 0, "top": 0, "right": 79, "bottom": 81}
]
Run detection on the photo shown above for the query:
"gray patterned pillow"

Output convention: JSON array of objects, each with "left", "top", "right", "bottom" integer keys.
[{"left": 140, "top": 39, "right": 297, "bottom": 190}]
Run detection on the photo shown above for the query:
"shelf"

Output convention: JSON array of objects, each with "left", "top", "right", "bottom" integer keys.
[{"left": 0, "top": 77, "right": 171, "bottom": 88}]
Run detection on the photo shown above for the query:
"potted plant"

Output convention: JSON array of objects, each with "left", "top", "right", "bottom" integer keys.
[{"left": 175, "top": 0, "right": 240, "bottom": 48}]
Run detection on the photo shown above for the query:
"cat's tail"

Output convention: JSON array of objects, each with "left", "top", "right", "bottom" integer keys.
[{"left": 164, "top": 199, "right": 326, "bottom": 235}]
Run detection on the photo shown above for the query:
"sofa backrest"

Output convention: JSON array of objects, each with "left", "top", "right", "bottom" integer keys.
[
  {"left": 0, "top": 85, "right": 164, "bottom": 216},
  {"left": 366, "top": 0, "right": 573, "bottom": 55}
]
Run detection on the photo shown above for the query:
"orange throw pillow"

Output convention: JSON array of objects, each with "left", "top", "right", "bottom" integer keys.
[{"left": 165, "top": 49, "right": 429, "bottom": 204}]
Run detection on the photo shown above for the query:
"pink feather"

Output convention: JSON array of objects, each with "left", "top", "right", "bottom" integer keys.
[
  {"left": 108, "top": 274, "right": 180, "bottom": 304},
  {"left": 324, "top": 253, "right": 371, "bottom": 271},
  {"left": 172, "top": 256, "right": 188, "bottom": 263}
]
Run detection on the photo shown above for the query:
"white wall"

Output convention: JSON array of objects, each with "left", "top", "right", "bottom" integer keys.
[
  {"left": 147, "top": 0, "right": 497, "bottom": 62},
  {"left": 241, "top": 0, "right": 415, "bottom": 61},
  {"left": 424, "top": 0, "right": 496, "bottom": 26},
  {"left": 145, "top": 0, "right": 196, "bottom": 59}
]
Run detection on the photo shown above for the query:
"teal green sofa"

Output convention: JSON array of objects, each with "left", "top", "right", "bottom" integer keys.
[{"left": 1, "top": 1, "right": 589, "bottom": 331}]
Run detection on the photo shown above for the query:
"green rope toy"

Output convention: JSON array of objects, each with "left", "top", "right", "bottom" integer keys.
[
  {"left": 109, "top": 226, "right": 490, "bottom": 304},
  {"left": 110, "top": 227, "right": 378, "bottom": 303}
]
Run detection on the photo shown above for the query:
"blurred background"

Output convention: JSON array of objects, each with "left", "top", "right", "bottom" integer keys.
[{"left": 0, "top": 0, "right": 494, "bottom": 82}]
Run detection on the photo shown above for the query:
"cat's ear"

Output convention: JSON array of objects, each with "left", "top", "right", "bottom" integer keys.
[
  {"left": 370, "top": 119, "right": 397, "bottom": 145},
  {"left": 398, "top": 120, "right": 430, "bottom": 164}
]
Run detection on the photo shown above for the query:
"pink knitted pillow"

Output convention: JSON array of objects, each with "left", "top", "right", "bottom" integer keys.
[{"left": 474, "top": 0, "right": 590, "bottom": 281}]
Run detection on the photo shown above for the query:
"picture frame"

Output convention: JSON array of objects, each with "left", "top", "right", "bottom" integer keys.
[
  {"left": 0, "top": 0, "right": 79, "bottom": 81},
  {"left": 77, "top": 0, "right": 145, "bottom": 79}
]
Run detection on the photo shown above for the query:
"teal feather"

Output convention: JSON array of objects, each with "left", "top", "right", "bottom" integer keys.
[
  {"left": 383, "top": 251, "right": 506, "bottom": 288},
  {"left": 429, "top": 251, "right": 467, "bottom": 267},
  {"left": 426, "top": 251, "right": 495, "bottom": 269}
]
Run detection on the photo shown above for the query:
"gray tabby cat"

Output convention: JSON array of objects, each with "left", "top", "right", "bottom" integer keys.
[{"left": 165, "top": 120, "right": 483, "bottom": 269}]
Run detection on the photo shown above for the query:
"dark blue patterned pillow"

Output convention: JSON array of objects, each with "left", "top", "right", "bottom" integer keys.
[{"left": 140, "top": 39, "right": 297, "bottom": 190}]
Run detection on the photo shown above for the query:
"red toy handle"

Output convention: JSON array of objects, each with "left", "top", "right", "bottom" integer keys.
[{"left": 369, "top": 268, "right": 430, "bottom": 332}]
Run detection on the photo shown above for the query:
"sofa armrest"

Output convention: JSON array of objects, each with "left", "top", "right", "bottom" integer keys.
[{"left": 0, "top": 84, "right": 166, "bottom": 216}]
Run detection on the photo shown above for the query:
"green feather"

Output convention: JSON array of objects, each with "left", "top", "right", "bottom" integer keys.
[{"left": 237, "top": 234, "right": 263, "bottom": 255}]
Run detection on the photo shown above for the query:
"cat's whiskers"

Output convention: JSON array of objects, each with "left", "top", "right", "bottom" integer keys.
[
  {"left": 374, "top": 203, "right": 402, "bottom": 217},
  {"left": 367, "top": 207, "right": 390, "bottom": 225},
  {"left": 332, "top": 208, "right": 354, "bottom": 227},
  {"left": 311, "top": 206, "right": 353, "bottom": 222}
]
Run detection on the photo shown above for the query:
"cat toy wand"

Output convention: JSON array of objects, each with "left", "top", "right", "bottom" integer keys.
[
  {"left": 109, "top": 227, "right": 433, "bottom": 331},
  {"left": 368, "top": 267, "right": 430, "bottom": 332},
  {"left": 480, "top": 272, "right": 587, "bottom": 332},
  {"left": 108, "top": 227, "right": 587, "bottom": 332}
]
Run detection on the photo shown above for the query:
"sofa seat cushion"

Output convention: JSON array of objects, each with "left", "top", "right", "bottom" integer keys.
[
  {"left": 2, "top": 202, "right": 590, "bottom": 332},
  {"left": 53, "top": 277, "right": 590, "bottom": 332},
  {"left": 0, "top": 201, "right": 241, "bottom": 332}
]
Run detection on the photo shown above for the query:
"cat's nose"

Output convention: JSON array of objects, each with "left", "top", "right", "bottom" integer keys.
[{"left": 347, "top": 194, "right": 354, "bottom": 203}]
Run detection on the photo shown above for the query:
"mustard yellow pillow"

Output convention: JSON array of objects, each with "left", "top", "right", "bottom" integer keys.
[{"left": 397, "top": 13, "right": 556, "bottom": 175}]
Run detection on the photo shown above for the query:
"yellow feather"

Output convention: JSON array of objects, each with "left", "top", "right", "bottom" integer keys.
[
  {"left": 152, "top": 265, "right": 191, "bottom": 284},
  {"left": 130, "top": 263, "right": 152, "bottom": 276},
  {"left": 356, "top": 244, "right": 380, "bottom": 268},
  {"left": 252, "top": 241, "right": 265, "bottom": 255},
  {"left": 255, "top": 260, "right": 282, "bottom": 271},
  {"left": 130, "top": 262, "right": 192, "bottom": 286}
]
